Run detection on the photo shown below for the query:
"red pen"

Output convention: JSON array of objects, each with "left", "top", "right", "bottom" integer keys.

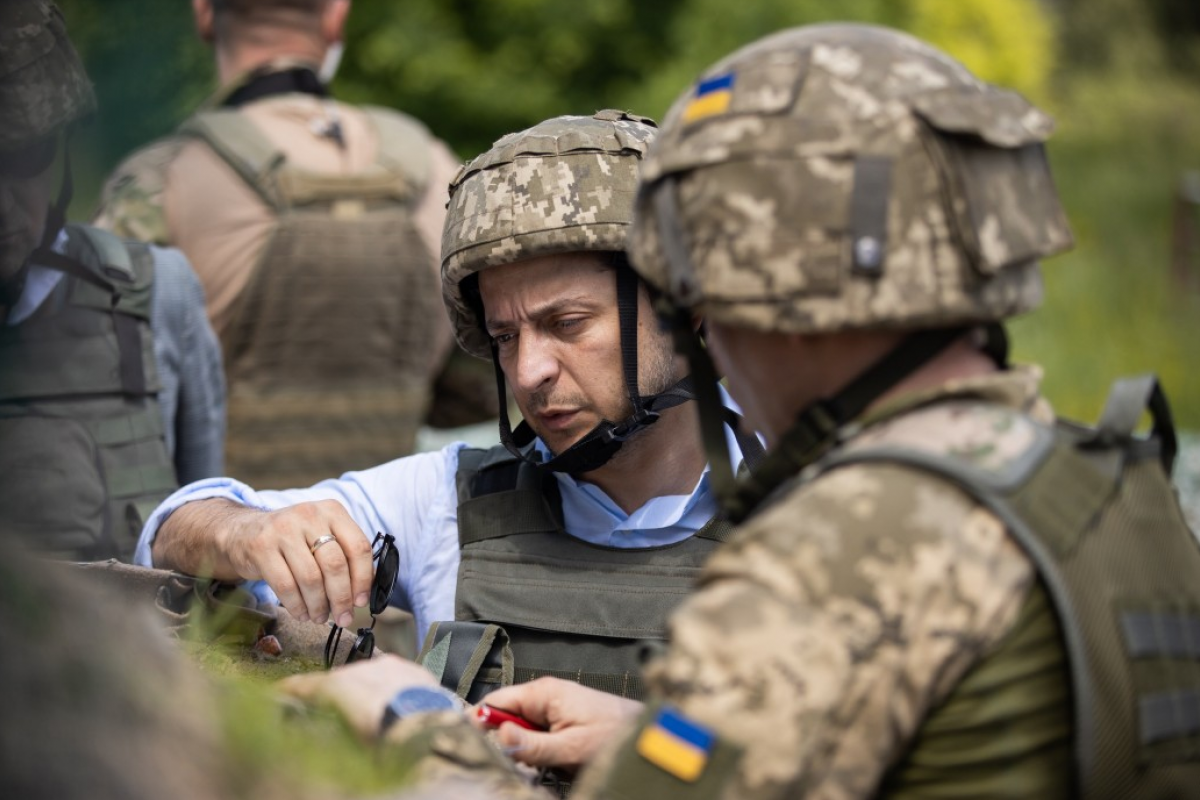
[{"left": 476, "top": 702, "right": 547, "bottom": 732}]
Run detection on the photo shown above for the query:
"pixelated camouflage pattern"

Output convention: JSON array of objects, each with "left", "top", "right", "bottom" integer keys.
[
  {"left": 629, "top": 24, "right": 1074, "bottom": 334},
  {"left": 589, "top": 369, "right": 1049, "bottom": 798},
  {"left": 442, "top": 110, "right": 657, "bottom": 358},
  {"left": 380, "top": 714, "right": 547, "bottom": 800},
  {"left": 0, "top": 0, "right": 95, "bottom": 152}
]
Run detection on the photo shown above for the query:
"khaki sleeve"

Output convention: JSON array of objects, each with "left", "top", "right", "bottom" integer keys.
[
  {"left": 379, "top": 712, "right": 549, "bottom": 799},
  {"left": 578, "top": 464, "right": 1036, "bottom": 800},
  {"left": 92, "top": 137, "right": 184, "bottom": 246}
]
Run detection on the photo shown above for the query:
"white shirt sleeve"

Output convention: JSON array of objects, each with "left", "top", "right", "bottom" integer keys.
[{"left": 135, "top": 443, "right": 467, "bottom": 641}]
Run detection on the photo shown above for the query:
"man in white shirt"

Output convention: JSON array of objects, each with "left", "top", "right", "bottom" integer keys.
[{"left": 139, "top": 111, "right": 760, "bottom": 699}]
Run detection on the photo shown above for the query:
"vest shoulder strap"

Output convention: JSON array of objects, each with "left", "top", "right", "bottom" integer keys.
[
  {"left": 361, "top": 106, "right": 432, "bottom": 193},
  {"left": 62, "top": 224, "right": 156, "bottom": 321},
  {"left": 455, "top": 445, "right": 562, "bottom": 547},
  {"left": 178, "top": 110, "right": 285, "bottom": 209},
  {"left": 815, "top": 379, "right": 1198, "bottom": 797}
]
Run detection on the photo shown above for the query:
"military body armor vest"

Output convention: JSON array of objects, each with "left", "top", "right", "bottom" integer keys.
[
  {"left": 179, "top": 107, "right": 444, "bottom": 489},
  {"left": 813, "top": 377, "right": 1200, "bottom": 798},
  {"left": 418, "top": 445, "right": 732, "bottom": 703},
  {"left": 0, "top": 224, "right": 177, "bottom": 561}
]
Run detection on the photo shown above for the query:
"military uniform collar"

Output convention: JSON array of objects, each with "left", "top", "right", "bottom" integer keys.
[
  {"left": 857, "top": 364, "right": 1053, "bottom": 432},
  {"left": 202, "top": 57, "right": 323, "bottom": 110}
]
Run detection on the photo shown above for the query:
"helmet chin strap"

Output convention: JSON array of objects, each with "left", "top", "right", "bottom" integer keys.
[
  {"left": 494, "top": 267, "right": 697, "bottom": 474},
  {"left": 724, "top": 326, "right": 968, "bottom": 522}
]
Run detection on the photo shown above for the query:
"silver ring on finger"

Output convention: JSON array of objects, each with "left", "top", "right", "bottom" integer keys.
[{"left": 309, "top": 534, "right": 336, "bottom": 556}]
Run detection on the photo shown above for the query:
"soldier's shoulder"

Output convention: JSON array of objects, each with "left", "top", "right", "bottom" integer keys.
[
  {"left": 94, "top": 135, "right": 191, "bottom": 244},
  {"left": 845, "top": 397, "right": 1052, "bottom": 482}
]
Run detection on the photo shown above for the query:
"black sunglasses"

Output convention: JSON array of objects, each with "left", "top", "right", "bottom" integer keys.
[{"left": 324, "top": 532, "right": 398, "bottom": 669}]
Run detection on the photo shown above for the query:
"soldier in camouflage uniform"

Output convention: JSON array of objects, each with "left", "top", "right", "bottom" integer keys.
[
  {"left": 279, "top": 23, "right": 1200, "bottom": 799},
  {"left": 93, "top": 0, "right": 496, "bottom": 490},
  {"left": 139, "top": 113, "right": 761, "bottom": 710},
  {"left": 0, "top": 0, "right": 224, "bottom": 561}
]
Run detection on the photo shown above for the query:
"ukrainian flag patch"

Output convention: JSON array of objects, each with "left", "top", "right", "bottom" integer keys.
[
  {"left": 682, "top": 72, "right": 735, "bottom": 123},
  {"left": 635, "top": 705, "right": 715, "bottom": 782}
]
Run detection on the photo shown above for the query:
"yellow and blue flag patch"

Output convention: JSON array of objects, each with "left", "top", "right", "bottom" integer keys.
[
  {"left": 635, "top": 705, "right": 715, "bottom": 782},
  {"left": 682, "top": 72, "right": 735, "bottom": 124}
]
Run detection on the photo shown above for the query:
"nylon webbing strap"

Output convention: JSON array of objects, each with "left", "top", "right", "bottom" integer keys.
[
  {"left": 1139, "top": 691, "right": 1200, "bottom": 746},
  {"left": 617, "top": 267, "right": 642, "bottom": 413},
  {"left": 1096, "top": 374, "right": 1178, "bottom": 474},
  {"left": 24, "top": 246, "right": 148, "bottom": 398},
  {"left": 850, "top": 156, "right": 892, "bottom": 275},
  {"left": 692, "top": 516, "right": 736, "bottom": 544},
  {"left": 1120, "top": 610, "right": 1200, "bottom": 659},
  {"left": 730, "top": 327, "right": 968, "bottom": 522},
  {"left": 514, "top": 666, "right": 646, "bottom": 700},
  {"left": 112, "top": 304, "right": 146, "bottom": 397},
  {"left": 667, "top": 310, "right": 739, "bottom": 506},
  {"left": 39, "top": 137, "right": 73, "bottom": 251}
]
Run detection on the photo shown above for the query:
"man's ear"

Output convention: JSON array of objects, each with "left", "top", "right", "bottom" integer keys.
[
  {"left": 191, "top": 0, "right": 215, "bottom": 43},
  {"left": 322, "top": 0, "right": 351, "bottom": 45}
]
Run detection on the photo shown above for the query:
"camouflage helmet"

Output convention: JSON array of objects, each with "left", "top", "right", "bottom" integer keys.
[
  {"left": 441, "top": 109, "right": 657, "bottom": 358},
  {"left": 0, "top": 0, "right": 96, "bottom": 153},
  {"left": 630, "top": 23, "right": 1074, "bottom": 335}
]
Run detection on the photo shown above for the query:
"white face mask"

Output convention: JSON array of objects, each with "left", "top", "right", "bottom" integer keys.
[{"left": 319, "top": 40, "right": 344, "bottom": 84}]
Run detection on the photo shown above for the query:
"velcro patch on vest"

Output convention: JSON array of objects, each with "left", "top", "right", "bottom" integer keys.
[{"left": 636, "top": 706, "right": 715, "bottom": 782}]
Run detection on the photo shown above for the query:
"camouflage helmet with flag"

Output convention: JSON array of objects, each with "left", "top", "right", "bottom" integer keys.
[
  {"left": 0, "top": 0, "right": 95, "bottom": 153},
  {"left": 441, "top": 109, "right": 657, "bottom": 359},
  {"left": 630, "top": 23, "right": 1074, "bottom": 335}
]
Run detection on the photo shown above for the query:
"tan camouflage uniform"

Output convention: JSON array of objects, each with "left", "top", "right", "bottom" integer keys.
[
  {"left": 586, "top": 369, "right": 1052, "bottom": 799},
  {"left": 93, "top": 63, "right": 499, "bottom": 460}
]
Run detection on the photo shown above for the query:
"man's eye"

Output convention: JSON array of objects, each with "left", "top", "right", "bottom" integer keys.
[
  {"left": 557, "top": 318, "right": 582, "bottom": 332},
  {"left": 492, "top": 332, "right": 516, "bottom": 345}
]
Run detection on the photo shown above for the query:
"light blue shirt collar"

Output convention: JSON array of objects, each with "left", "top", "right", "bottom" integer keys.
[
  {"left": 6, "top": 228, "right": 68, "bottom": 327},
  {"left": 539, "top": 385, "right": 750, "bottom": 548}
]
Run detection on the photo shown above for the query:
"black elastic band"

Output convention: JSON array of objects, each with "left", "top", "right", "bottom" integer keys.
[
  {"left": 222, "top": 67, "right": 328, "bottom": 108},
  {"left": 617, "top": 267, "right": 642, "bottom": 414}
]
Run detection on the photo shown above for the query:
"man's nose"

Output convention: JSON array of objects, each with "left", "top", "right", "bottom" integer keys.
[{"left": 513, "top": 333, "right": 559, "bottom": 395}]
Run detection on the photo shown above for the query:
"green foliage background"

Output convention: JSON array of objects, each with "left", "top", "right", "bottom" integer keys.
[{"left": 58, "top": 0, "right": 1200, "bottom": 425}]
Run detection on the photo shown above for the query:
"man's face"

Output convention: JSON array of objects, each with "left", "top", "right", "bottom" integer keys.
[
  {"left": 0, "top": 136, "right": 56, "bottom": 284},
  {"left": 478, "top": 252, "right": 677, "bottom": 456}
]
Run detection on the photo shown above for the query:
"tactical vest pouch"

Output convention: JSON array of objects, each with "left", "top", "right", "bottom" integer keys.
[
  {"left": 416, "top": 620, "right": 514, "bottom": 705},
  {"left": 0, "top": 416, "right": 108, "bottom": 558}
]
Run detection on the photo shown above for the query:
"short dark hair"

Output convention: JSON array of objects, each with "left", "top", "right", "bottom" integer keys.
[{"left": 211, "top": 0, "right": 327, "bottom": 40}]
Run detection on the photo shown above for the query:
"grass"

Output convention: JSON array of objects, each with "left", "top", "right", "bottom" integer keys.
[
  {"left": 1009, "top": 69, "right": 1200, "bottom": 427},
  {"left": 179, "top": 640, "right": 419, "bottom": 797}
]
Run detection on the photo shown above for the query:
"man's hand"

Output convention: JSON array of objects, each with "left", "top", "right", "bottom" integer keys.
[
  {"left": 154, "top": 498, "right": 375, "bottom": 627},
  {"left": 279, "top": 654, "right": 439, "bottom": 740},
  {"left": 475, "top": 678, "right": 642, "bottom": 772}
]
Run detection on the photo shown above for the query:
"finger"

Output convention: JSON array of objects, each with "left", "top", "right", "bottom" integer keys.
[
  {"left": 258, "top": 550, "right": 309, "bottom": 622},
  {"left": 325, "top": 507, "right": 374, "bottom": 612},
  {"left": 485, "top": 678, "right": 559, "bottom": 726},
  {"left": 312, "top": 530, "right": 355, "bottom": 628},
  {"left": 281, "top": 535, "right": 332, "bottom": 624},
  {"left": 494, "top": 726, "right": 577, "bottom": 769},
  {"left": 278, "top": 671, "right": 325, "bottom": 701}
]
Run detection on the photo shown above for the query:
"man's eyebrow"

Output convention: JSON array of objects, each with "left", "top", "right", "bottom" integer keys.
[{"left": 485, "top": 294, "right": 605, "bottom": 332}]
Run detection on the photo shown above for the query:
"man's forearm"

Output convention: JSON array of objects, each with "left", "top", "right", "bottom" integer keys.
[{"left": 153, "top": 498, "right": 257, "bottom": 580}]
